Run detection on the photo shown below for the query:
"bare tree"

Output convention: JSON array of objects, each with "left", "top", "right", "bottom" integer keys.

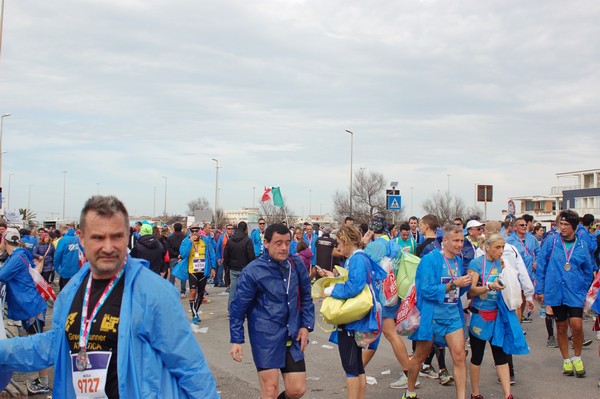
[
  {"left": 186, "top": 197, "right": 210, "bottom": 216},
  {"left": 259, "top": 200, "right": 294, "bottom": 225},
  {"left": 333, "top": 169, "right": 403, "bottom": 224},
  {"left": 213, "top": 208, "right": 226, "bottom": 226},
  {"left": 422, "top": 192, "right": 468, "bottom": 226}
]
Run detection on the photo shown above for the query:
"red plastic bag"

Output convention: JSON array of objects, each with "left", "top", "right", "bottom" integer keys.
[
  {"left": 382, "top": 267, "right": 399, "bottom": 306},
  {"left": 396, "top": 284, "right": 420, "bottom": 335},
  {"left": 584, "top": 272, "right": 600, "bottom": 311},
  {"left": 28, "top": 267, "right": 56, "bottom": 302}
]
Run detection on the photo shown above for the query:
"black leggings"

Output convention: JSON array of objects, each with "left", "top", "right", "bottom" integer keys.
[
  {"left": 469, "top": 333, "right": 508, "bottom": 366},
  {"left": 337, "top": 326, "right": 364, "bottom": 377}
]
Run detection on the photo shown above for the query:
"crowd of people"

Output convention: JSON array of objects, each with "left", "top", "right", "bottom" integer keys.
[{"left": 0, "top": 195, "right": 600, "bottom": 398}]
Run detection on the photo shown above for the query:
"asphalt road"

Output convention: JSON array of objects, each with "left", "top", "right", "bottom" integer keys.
[{"left": 197, "top": 285, "right": 600, "bottom": 399}]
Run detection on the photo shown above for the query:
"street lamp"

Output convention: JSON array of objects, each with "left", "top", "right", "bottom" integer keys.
[
  {"left": 162, "top": 176, "right": 167, "bottom": 216},
  {"left": 62, "top": 170, "right": 67, "bottom": 219},
  {"left": 7, "top": 172, "right": 13, "bottom": 209},
  {"left": 0, "top": 113, "right": 11, "bottom": 195},
  {"left": 345, "top": 129, "right": 353, "bottom": 215},
  {"left": 28, "top": 184, "right": 33, "bottom": 210},
  {"left": 212, "top": 159, "right": 219, "bottom": 212},
  {"left": 96, "top": 182, "right": 100, "bottom": 194},
  {"left": 153, "top": 186, "right": 156, "bottom": 217}
]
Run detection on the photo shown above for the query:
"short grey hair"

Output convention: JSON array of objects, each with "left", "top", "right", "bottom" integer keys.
[{"left": 80, "top": 195, "right": 129, "bottom": 233}]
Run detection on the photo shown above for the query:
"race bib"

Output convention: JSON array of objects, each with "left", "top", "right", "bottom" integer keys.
[
  {"left": 441, "top": 277, "right": 458, "bottom": 305},
  {"left": 71, "top": 351, "right": 111, "bottom": 399},
  {"left": 192, "top": 258, "right": 206, "bottom": 273}
]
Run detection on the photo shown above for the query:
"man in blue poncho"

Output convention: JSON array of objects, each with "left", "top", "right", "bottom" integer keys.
[{"left": 403, "top": 224, "right": 472, "bottom": 399}]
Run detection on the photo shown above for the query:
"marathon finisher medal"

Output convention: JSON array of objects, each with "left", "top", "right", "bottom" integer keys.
[
  {"left": 76, "top": 349, "right": 88, "bottom": 371},
  {"left": 564, "top": 262, "right": 571, "bottom": 271}
]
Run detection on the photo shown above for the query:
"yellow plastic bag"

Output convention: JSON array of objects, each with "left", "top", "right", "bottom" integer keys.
[
  {"left": 314, "top": 266, "right": 373, "bottom": 325},
  {"left": 395, "top": 252, "right": 420, "bottom": 299}
]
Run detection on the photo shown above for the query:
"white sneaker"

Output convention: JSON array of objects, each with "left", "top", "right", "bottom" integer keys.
[
  {"left": 389, "top": 374, "right": 420, "bottom": 389},
  {"left": 390, "top": 374, "right": 408, "bottom": 389},
  {"left": 595, "top": 331, "right": 600, "bottom": 341}
]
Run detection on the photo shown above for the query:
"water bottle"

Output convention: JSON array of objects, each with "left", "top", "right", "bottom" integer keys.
[{"left": 540, "top": 303, "right": 546, "bottom": 318}]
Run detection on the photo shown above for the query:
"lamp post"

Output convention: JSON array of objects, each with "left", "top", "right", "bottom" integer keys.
[
  {"left": 309, "top": 189, "right": 312, "bottom": 216},
  {"left": 212, "top": 159, "right": 219, "bottom": 212},
  {"left": 0, "top": 113, "right": 11, "bottom": 196},
  {"left": 153, "top": 186, "right": 156, "bottom": 217},
  {"left": 96, "top": 182, "right": 100, "bottom": 194},
  {"left": 27, "top": 184, "right": 33, "bottom": 210},
  {"left": 410, "top": 187, "right": 414, "bottom": 217},
  {"left": 7, "top": 172, "right": 13, "bottom": 209},
  {"left": 162, "top": 176, "right": 167, "bottom": 216},
  {"left": 62, "top": 170, "right": 67, "bottom": 219},
  {"left": 345, "top": 129, "right": 354, "bottom": 215}
]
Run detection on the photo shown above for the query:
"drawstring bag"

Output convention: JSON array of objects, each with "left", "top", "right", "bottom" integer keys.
[
  {"left": 396, "top": 252, "right": 420, "bottom": 299},
  {"left": 380, "top": 257, "right": 399, "bottom": 306},
  {"left": 396, "top": 283, "right": 420, "bottom": 335},
  {"left": 584, "top": 272, "right": 600, "bottom": 311}
]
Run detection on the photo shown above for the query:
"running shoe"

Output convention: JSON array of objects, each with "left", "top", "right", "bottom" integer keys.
[
  {"left": 389, "top": 374, "right": 408, "bottom": 389},
  {"left": 596, "top": 331, "right": 600, "bottom": 341},
  {"left": 191, "top": 316, "right": 201, "bottom": 324},
  {"left": 522, "top": 316, "right": 533, "bottom": 323},
  {"left": 27, "top": 378, "right": 50, "bottom": 394},
  {"left": 583, "top": 338, "right": 593, "bottom": 347},
  {"left": 439, "top": 368, "right": 454, "bottom": 385},
  {"left": 389, "top": 375, "right": 421, "bottom": 389},
  {"left": 401, "top": 393, "right": 417, "bottom": 399},
  {"left": 180, "top": 293, "right": 186, "bottom": 298},
  {"left": 563, "top": 360, "right": 574, "bottom": 376},
  {"left": 419, "top": 365, "right": 438, "bottom": 379},
  {"left": 597, "top": 377, "right": 600, "bottom": 389},
  {"left": 573, "top": 359, "right": 586, "bottom": 378},
  {"left": 547, "top": 336, "right": 559, "bottom": 348},
  {"left": 470, "top": 394, "right": 483, "bottom": 399}
]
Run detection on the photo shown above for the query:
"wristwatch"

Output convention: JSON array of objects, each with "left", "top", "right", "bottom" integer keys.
[{"left": 486, "top": 284, "right": 491, "bottom": 292}]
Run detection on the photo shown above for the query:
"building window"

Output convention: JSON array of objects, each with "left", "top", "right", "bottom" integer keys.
[{"left": 525, "top": 201, "right": 535, "bottom": 211}]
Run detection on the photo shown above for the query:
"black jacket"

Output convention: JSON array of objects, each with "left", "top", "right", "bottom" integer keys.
[
  {"left": 166, "top": 232, "right": 186, "bottom": 259},
  {"left": 130, "top": 235, "right": 166, "bottom": 274},
  {"left": 223, "top": 230, "right": 256, "bottom": 271}
]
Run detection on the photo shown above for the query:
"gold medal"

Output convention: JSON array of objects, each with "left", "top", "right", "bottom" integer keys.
[{"left": 564, "top": 262, "right": 571, "bottom": 271}]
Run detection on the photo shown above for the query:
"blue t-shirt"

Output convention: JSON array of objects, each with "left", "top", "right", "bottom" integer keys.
[
  {"left": 468, "top": 257, "right": 501, "bottom": 310},
  {"left": 433, "top": 256, "right": 461, "bottom": 320}
]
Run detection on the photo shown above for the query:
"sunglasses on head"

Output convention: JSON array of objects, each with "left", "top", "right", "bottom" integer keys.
[{"left": 190, "top": 228, "right": 200, "bottom": 232}]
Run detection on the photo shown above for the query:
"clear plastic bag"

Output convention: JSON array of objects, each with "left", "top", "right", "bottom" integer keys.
[{"left": 395, "top": 284, "right": 420, "bottom": 336}]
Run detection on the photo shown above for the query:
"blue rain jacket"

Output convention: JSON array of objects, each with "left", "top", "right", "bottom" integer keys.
[
  {"left": 535, "top": 235, "right": 593, "bottom": 307},
  {"left": 0, "top": 248, "right": 47, "bottom": 321},
  {"left": 0, "top": 256, "right": 219, "bottom": 398},
  {"left": 173, "top": 236, "right": 217, "bottom": 280},
  {"left": 410, "top": 250, "right": 468, "bottom": 343},
  {"left": 577, "top": 225, "right": 598, "bottom": 271},
  {"left": 54, "top": 229, "right": 83, "bottom": 279},
  {"left": 303, "top": 233, "right": 318, "bottom": 264},
  {"left": 506, "top": 232, "right": 540, "bottom": 283},
  {"left": 229, "top": 252, "right": 315, "bottom": 369},
  {"left": 20, "top": 235, "right": 37, "bottom": 255},
  {"left": 250, "top": 228, "right": 265, "bottom": 256},
  {"left": 491, "top": 291, "right": 530, "bottom": 355}
]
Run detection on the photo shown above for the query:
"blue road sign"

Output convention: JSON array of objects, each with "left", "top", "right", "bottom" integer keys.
[{"left": 387, "top": 195, "right": 401, "bottom": 211}]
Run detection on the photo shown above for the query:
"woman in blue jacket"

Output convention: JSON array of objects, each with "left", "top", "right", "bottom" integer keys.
[
  {"left": 32, "top": 233, "right": 55, "bottom": 283},
  {"left": 322, "top": 224, "right": 386, "bottom": 399},
  {"left": 468, "top": 233, "right": 519, "bottom": 399}
]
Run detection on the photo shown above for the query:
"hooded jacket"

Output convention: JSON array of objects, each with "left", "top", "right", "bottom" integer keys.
[
  {"left": 229, "top": 252, "right": 314, "bottom": 369},
  {"left": 297, "top": 247, "right": 313, "bottom": 273},
  {"left": 32, "top": 242, "right": 55, "bottom": 273},
  {"left": 223, "top": 229, "right": 255, "bottom": 272},
  {"left": 535, "top": 234, "right": 593, "bottom": 307},
  {"left": 54, "top": 229, "right": 84, "bottom": 279},
  {"left": 0, "top": 257, "right": 219, "bottom": 398},
  {"left": 0, "top": 248, "right": 47, "bottom": 321},
  {"left": 130, "top": 234, "right": 166, "bottom": 274},
  {"left": 173, "top": 236, "right": 216, "bottom": 280}
]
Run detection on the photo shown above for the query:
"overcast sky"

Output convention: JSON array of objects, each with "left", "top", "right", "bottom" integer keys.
[{"left": 1, "top": 0, "right": 599, "bottom": 222}]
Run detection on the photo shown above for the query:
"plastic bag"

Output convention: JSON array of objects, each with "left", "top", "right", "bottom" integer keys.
[
  {"left": 28, "top": 267, "right": 56, "bottom": 302},
  {"left": 584, "top": 272, "right": 600, "bottom": 311},
  {"left": 355, "top": 302, "right": 382, "bottom": 348},
  {"left": 396, "top": 284, "right": 420, "bottom": 335},
  {"left": 381, "top": 264, "right": 399, "bottom": 306},
  {"left": 500, "top": 266, "right": 522, "bottom": 310},
  {"left": 396, "top": 252, "right": 420, "bottom": 298}
]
